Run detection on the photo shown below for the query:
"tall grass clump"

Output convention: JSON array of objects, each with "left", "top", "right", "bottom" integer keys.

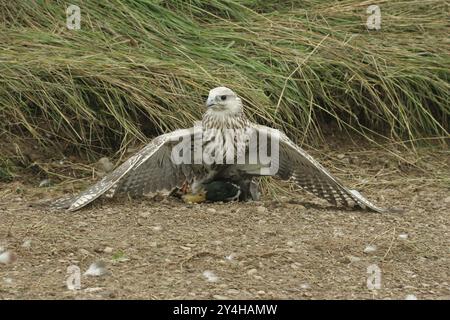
[{"left": 0, "top": 0, "right": 448, "bottom": 161}]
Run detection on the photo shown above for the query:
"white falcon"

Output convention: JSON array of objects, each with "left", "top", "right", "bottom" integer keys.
[{"left": 52, "top": 87, "right": 385, "bottom": 213}]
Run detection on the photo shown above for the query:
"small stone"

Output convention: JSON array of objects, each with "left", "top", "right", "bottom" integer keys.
[
  {"left": 347, "top": 255, "right": 362, "bottom": 263},
  {"left": 103, "top": 247, "right": 113, "bottom": 254},
  {"left": 180, "top": 246, "right": 191, "bottom": 251},
  {"left": 257, "top": 290, "right": 266, "bottom": 295},
  {"left": 152, "top": 226, "right": 162, "bottom": 232},
  {"left": 226, "top": 289, "right": 240, "bottom": 295},
  {"left": 84, "top": 261, "right": 108, "bottom": 277},
  {"left": 398, "top": 234, "right": 408, "bottom": 240},
  {"left": 203, "top": 270, "right": 219, "bottom": 282},
  {"left": 39, "top": 179, "right": 52, "bottom": 188},
  {"left": 22, "top": 239, "right": 32, "bottom": 248},
  {"left": 286, "top": 241, "right": 294, "bottom": 247},
  {"left": 139, "top": 212, "right": 151, "bottom": 218},
  {"left": 300, "top": 283, "right": 310, "bottom": 289},
  {"left": 444, "top": 196, "right": 450, "bottom": 203},
  {"left": 364, "top": 245, "right": 377, "bottom": 254},
  {"left": 405, "top": 294, "right": 417, "bottom": 300},
  {"left": 84, "top": 287, "right": 104, "bottom": 293},
  {"left": 0, "top": 251, "right": 17, "bottom": 264},
  {"left": 256, "top": 206, "right": 267, "bottom": 214},
  {"left": 225, "top": 253, "right": 236, "bottom": 261},
  {"left": 206, "top": 208, "right": 217, "bottom": 214},
  {"left": 247, "top": 268, "right": 258, "bottom": 276},
  {"left": 79, "top": 249, "right": 90, "bottom": 256},
  {"left": 3, "top": 277, "right": 13, "bottom": 285},
  {"left": 101, "top": 290, "right": 117, "bottom": 298},
  {"left": 213, "top": 295, "right": 230, "bottom": 300}
]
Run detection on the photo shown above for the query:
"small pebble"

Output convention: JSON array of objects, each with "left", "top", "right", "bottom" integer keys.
[
  {"left": 79, "top": 249, "right": 90, "bottom": 256},
  {"left": 103, "top": 247, "right": 113, "bottom": 253},
  {"left": 256, "top": 206, "right": 267, "bottom": 214},
  {"left": 39, "top": 179, "right": 52, "bottom": 188},
  {"left": 247, "top": 268, "right": 258, "bottom": 276},
  {"left": 347, "top": 255, "right": 362, "bottom": 263},
  {"left": 213, "top": 295, "right": 230, "bottom": 300},
  {"left": 398, "top": 234, "right": 408, "bottom": 240},
  {"left": 206, "top": 208, "right": 217, "bottom": 214},
  {"left": 225, "top": 253, "right": 236, "bottom": 261},
  {"left": 139, "top": 212, "right": 151, "bottom": 218},
  {"left": 84, "top": 287, "right": 104, "bottom": 293},
  {"left": 226, "top": 289, "right": 240, "bottom": 295},
  {"left": 203, "top": 270, "right": 219, "bottom": 282},
  {"left": 84, "top": 261, "right": 108, "bottom": 277},
  {"left": 22, "top": 240, "right": 32, "bottom": 248},
  {"left": 300, "top": 283, "right": 311, "bottom": 289},
  {"left": 364, "top": 245, "right": 377, "bottom": 253},
  {"left": 405, "top": 294, "right": 417, "bottom": 300},
  {"left": 0, "top": 251, "right": 17, "bottom": 264}
]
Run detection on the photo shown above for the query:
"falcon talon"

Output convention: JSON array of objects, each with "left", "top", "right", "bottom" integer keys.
[
  {"left": 180, "top": 181, "right": 241, "bottom": 204},
  {"left": 181, "top": 192, "right": 206, "bottom": 204}
]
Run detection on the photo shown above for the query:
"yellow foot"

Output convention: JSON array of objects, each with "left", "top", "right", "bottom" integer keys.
[{"left": 182, "top": 192, "right": 206, "bottom": 204}]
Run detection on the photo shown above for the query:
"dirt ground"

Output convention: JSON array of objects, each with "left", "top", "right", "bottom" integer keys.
[{"left": 0, "top": 144, "right": 449, "bottom": 300}]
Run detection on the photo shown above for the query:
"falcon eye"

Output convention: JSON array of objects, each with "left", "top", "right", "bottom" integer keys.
[{"left": 220, "top": 95, "right": 227, "bottom": 101}]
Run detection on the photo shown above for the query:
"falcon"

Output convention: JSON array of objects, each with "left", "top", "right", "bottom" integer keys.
[{"left": 52, "top": 87, "right": 385, "bottom": 213}]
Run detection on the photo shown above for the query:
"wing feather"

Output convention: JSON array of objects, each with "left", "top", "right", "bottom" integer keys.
[
  {"left": 251, "top": 124, "right": 385, "bottom": 213},
  {"left": 51, "top": 128, "right": 194, "bottom": 212}
]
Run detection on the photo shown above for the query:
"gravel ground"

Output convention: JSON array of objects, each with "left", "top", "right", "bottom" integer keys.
[{"left": 0, "top": 146, "right": 449, "bottom": 300}]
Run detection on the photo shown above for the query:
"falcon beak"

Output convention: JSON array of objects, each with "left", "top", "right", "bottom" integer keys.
[{"left": 206, "top": 97, "right": 216, "bottom": 108}]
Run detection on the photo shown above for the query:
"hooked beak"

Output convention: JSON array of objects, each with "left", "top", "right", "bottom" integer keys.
[{"left": 205, "top": 96, "right": 215, "bottom": 108}]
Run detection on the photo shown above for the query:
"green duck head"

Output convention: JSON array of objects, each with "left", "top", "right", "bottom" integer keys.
[{"left": 204, "top": 180, "right": 241, "bottom": 202}]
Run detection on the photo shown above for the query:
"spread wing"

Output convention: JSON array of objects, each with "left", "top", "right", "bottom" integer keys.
[
  {"left": 250, "top": 124, "right": 385, "bottom": 213},
  {"left": 51, "top": 128, "right": 196, "bottom": 212}
]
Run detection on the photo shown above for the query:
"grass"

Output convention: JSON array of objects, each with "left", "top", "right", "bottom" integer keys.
[
  {"left": 0, "top": 158, "right": 15, "bottom": 182},
  {"left": 0, "top": 0, "right": 448, "bottom": 165}
]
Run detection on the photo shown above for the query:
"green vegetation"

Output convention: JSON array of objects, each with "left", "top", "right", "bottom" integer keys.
[{"left": 0, "top": 0, "right": 448, "bottom": 161}]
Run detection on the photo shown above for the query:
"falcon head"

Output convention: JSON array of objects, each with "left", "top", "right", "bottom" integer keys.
[{"left": 205, "top": 87, "right": 242, "bottom": 114}]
